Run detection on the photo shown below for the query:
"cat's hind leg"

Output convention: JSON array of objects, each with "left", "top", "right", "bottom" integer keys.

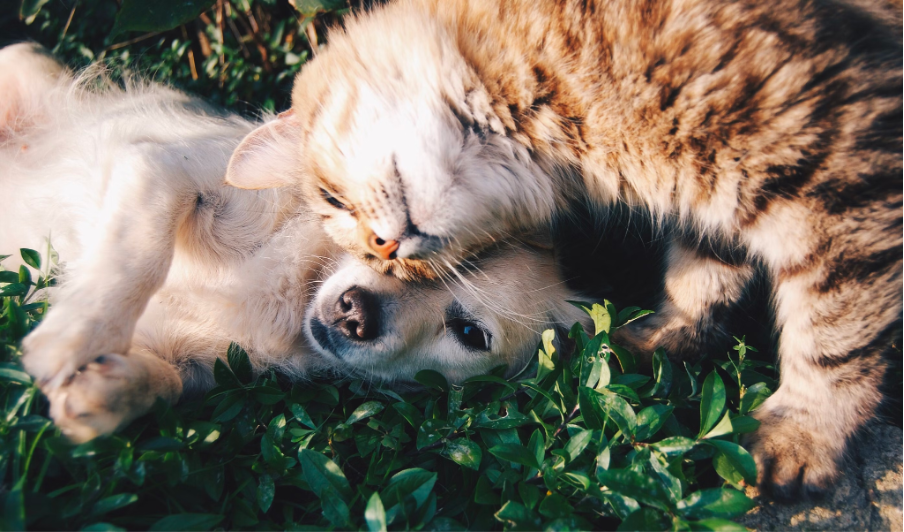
[{"left": 613, "top": 233, "right": 755, "bottom": 362}]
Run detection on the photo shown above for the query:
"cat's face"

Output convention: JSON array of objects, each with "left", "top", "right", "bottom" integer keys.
[
  {"left": 225, "top": 10, "right": 557, "bottom": 280},
  {"left": 304, "top": 244, "right": 588, "bottom": 384}
]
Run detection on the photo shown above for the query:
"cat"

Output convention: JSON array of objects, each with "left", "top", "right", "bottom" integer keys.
[
  {"left": 225, "top": 0, "right": 903, "bottom": 499},
  {"left": 1, "top": 43, "right": 588, "bottom": 442}
]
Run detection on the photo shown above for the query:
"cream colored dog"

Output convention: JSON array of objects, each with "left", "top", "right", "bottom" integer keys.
[{"left": 0, "top": 44, "right": 588, "bottom": 443}]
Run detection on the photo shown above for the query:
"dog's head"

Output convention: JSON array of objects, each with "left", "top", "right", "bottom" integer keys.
[{"left": 304, "top": 242, "right": 591, "bottom": 384}]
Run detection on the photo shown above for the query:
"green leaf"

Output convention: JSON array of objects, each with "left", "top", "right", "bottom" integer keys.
[
  {"left": 473, "top": 404, "right": 532, "bottom": 430},
  {"left": 149, "top": 514, "right": 223, "bottom": 532},
  {"left": 210, "top": 391, "right": 244, "bottom": 422},
  {"left": 257, "top": 475, "right": 275, "bottom": 513},
  {"left": 417, "top": 419, "right": 446, "bottom": 450},
  {"left": 346, "top": 401, "right": 384, "bottom": 424},
  {"left": 702, "top": 411, "right": 735, "bottom": 439},
  {"left": 563, "top": 428, "right": 592, "bottom": 462},
  {"left": 382, "top": 468, "right": 437, "bottom": 516},
  {"left": 226, "top": 343, "right": 253, "bottom": 384},
  {"left": 488, "top": 443, "right": 540, "bottom": 469},
  {"left": 0, "top": 271, "right": 19, "bottom": 283},
  {"left": 687, "top": 518, "right": 749, "bottom": 531},
  {"left": 393, "top": 402, "right": 425, "bottom": 428},
  {"left": 597, "top": 468, "right": 677, "bottom": 511},
  {"left": 17, "top": 266, "right": 32, "bottom": 287},
  {"left": 648, "top": 348, "right": 673, "bottom": 398},
  {"left": 739, "top": 382, "right": 772, "bottom": 415},
  {"left": 365, "top": 492, "right": 387, "bottom": 532},
  {"left": 463, "top": 374, "right": 517, "bottom": 391},
  {"left": 90, "top": 493, "right": 138, "bottom": 517},
  {"left": 634, "top": 405, "right": 674, "bottom": 441},
  {"left": 414, "top": 369, "right": 448, "bottom": 392},
  {"left": 728, "top": 415, "right": 760, "bottom": 434},
  {"left": 698, "top": 371, "right": 726, "bottom": 438},
  {"left": 538, "top": 493, "right": 573, "bottom": 519},
  {"left": 494, "top": 501, "right": 542, "bottom": 531},
  {"left": 289, "top": 403, "right": 316, "bottom": 429},
  {"left": 111, "top": 0, "right": 217, "bottom": 37},
  {"left": 474, "top": 475, "right": 498, "bottom": 505},
  {"left": 0, "top": 364, "right": 31, "bottom": 384},
  {"left": 0, "top": 283, "right": 28, "bottom": 297},
  {"left": 212, "top": 358, "right": 241, "bottom": 388},
  {"left": 617, "top": 308, "right": 655, "bottom": 328},
  {"left": 298, "top": 448, "right": 353, "bottom": 500},
  {"left": 587, "top": 302, "right": 612, "bottom": 335},
  {"left": 706, "top": 440, "right": 757, "bottom": 486},
  {"left": 81, "top": 524, "right": 126, "bottom": 532},
  {"left": 20, "top": 248, "right": 40, "bottom": 270},
  {"left": 19, "top": 0, "right": 51, "bottom": 24},
  {"left": 596, "top": 390, "right": 637, "bottom": 437},
  {"left": 442, "top": 439, "right": 482, "bottom": 470},
  {"left": 609, "top": 342, "right": 637, "bottom": 374},
  {"left": 617, "top": 508, "right": 670, "bottom": 532},
  {"left": 534, "top": 329, "right": 558, "bottom": 383},
  {"left": 653, "top": 436, "right": 697, "bottom": 457},
  {"left": 677, "top": 488, "right": 756, "bottom": 520},
  {"left": 578, "top": 386, "right": 607, "bottom": 430}
]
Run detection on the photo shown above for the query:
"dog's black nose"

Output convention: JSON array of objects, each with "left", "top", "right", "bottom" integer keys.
[{"left": 333, "top": 287, "right": 379, "bottom": 341}]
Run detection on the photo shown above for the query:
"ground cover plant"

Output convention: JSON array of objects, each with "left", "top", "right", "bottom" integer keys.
[{"left": 0, "top": 247, "right": 777, "bottom": 530}]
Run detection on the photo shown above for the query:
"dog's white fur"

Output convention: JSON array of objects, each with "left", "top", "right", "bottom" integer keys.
[{"left": 0, "top": 44, "right": 589, "bottom": 442}]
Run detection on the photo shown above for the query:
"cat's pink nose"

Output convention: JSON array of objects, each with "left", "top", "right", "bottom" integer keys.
[{"left": 367, "top": 232, "right": 399, "bottom": 260}]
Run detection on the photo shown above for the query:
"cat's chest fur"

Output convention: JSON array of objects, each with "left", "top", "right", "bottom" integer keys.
[{"left": 436, "top": 0, "right": 901, "bottom": 239}]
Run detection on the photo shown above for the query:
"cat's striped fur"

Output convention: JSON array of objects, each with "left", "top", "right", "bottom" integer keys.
[{"left": 226, "top": 0, "right": 902, "bottom": 499}]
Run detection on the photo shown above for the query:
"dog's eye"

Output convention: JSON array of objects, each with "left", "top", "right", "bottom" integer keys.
[
  {"left": 449, "top": 318, "right": 491, "bottom": 351},
  {"left": 321, "top": 188, "right": 350, "bottom": 211}
]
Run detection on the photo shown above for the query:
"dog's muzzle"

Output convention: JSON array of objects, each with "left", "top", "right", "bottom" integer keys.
[{"left": 309, "top": 287, "right": 382, "bottom": 358}]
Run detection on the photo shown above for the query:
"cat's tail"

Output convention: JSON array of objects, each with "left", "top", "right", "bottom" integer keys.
[{"left": 0, "top": 42, "right": 69, "bottom": 140}]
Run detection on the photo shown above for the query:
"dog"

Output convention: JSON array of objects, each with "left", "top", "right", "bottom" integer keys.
[{"left": 0, "top": 43, "right": 589, "bottom": 442}]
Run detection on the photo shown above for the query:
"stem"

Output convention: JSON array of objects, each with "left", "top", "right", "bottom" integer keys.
[{"left": 552, "top": 405, "right": 581, "bottom": 438}]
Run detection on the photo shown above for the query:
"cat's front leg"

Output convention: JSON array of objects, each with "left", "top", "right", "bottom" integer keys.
[
  {"left": 612, "top": 235, "right": 754, "bottom": 363},
  {"left": 747, "top": 266, "right": 900, "bottom": 499},
  {"left": 45, "top": 351, "right": 182, "bottom": 443}
]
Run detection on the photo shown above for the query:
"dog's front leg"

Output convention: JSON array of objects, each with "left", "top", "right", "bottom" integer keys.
[
  {"left": 45, "top": 350, "right": 183, "bottom": 443},
  {"left": 22, "top": 148, "right": 197, "bottom": 401}
]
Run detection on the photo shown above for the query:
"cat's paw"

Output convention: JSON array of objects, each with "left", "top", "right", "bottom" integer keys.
[
  {"left": 45, "top": 353, "right": 175, "bottom": 443},
  {"left": 746, "top": 404, "right": 842, "bottom": 501}
]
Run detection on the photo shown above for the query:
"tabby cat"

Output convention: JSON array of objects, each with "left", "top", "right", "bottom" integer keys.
[{"left": 225, "top": 0, "right": 903, "bottom": 499}]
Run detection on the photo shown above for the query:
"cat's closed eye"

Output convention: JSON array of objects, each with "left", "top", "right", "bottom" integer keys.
[{"left": 320, "top": 187, "right": 352, "bottom": 211}]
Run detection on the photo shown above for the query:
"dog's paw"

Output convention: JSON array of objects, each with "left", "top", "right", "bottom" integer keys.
[
  {"left": 45, "top": 353, "right": 165, "bottom": 443},
  {"left": 746, "top": 403, "right": 842, "bottom": 501}
]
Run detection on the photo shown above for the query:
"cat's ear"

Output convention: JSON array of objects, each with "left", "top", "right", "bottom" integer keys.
[{"left": 225, "top": 110, "right": 301, "bottom": 189}]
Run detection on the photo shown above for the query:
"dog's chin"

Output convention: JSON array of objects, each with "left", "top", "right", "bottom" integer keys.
[{"left": 306, "top": 317, "right": 342, "bottom": 361}]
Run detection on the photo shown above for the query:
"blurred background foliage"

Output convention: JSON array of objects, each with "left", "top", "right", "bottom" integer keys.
[{"left": 1, "top": 0, "right": 370, "bottom": 114}]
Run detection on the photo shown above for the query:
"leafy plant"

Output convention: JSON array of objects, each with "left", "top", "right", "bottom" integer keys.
[
  {"left": 0, "top": 247, "right": 775, "bottom": 530},
  {"left": 5, "top": 0, "right": 353, "bottom": 113}
]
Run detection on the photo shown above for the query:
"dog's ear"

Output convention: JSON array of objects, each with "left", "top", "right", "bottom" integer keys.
[
  {"left": 515, "top": 228, "right": 554, "bottom": 252},
  {"left": 225, "top": 110, "right": 301, "bottom": 189}
]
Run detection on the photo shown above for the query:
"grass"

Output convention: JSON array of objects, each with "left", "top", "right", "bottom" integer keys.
[{"left": 0, "top": 247, "right": 777, "bottom": 531}]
